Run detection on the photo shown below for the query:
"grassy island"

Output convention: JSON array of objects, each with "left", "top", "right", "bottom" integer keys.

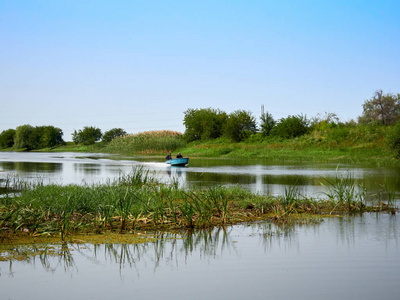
[{"left": 1, "top": 167, "right": 397, "bottom": 246}]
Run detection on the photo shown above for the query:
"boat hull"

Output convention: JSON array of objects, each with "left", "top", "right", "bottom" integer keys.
[{"left": 165, "top": 158, "right": 189, "bottom": 166}]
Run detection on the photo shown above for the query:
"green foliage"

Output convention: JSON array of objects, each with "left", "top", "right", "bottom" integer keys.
[
  {"left": 358, "top": 90, "right": 400, "bottom": 125},
  {"left": 13, "top": 125, "right": 64, "bottom": 150},
  {"left": 260, "top": 112, "right": 275, "bottom": 137},
  {"left": 387, "top": 120, "right": 400, "bottom": 157},
  {"left": 0, "top": 129, "right": 16, "bottom": 148},
  {"left": 183, "top": 108, "right": 227, "bottom": 142},
  {"left": 102, "top": 128, "right": 127, "bottom": 143},
  {"left": 72, "top": 126, "right": 102, "bottom": 145},
  {"left": 309, "top": 112, "right": 339, "bottom": 131},
  {"left": 104, "top": 130, "right": 185, "bottom": 154},
  {"left": 271, "top": 114, "right": 309, "bottom": 139},
  {"left": 222, "top": 110, "right": 257, "bottom": 142},
  {"left": 14, "top": 124, "right": 35, "bottom": 149}
]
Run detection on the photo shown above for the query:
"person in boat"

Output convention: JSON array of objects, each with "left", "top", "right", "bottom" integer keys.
[
  {"left": 165, "top": 152, "right": 172, "bottom": 160},
  {"left": 176, "top": 152, "right": 183, "bottom": 158}
]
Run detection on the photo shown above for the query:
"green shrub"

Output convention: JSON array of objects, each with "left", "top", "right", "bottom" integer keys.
[
  {"left": 387, "top": 121, "right": 400, "bottom": 157},
  {"left": 271, "top": 114, "right": 309, "bottom": 139}
]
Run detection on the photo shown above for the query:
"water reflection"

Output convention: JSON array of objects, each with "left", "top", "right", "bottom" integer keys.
[
  {"left": 2, "top": 214, "right": 398, "bottom": 278},
  {"left": 1, "top": 152, "right": 399, "bottom": 199},
  {"left": 1, "top": 215, "right": 400, "bottom": 300},
  {"left": 0, "top": 228, "right": 237, "bottom": 276},
  {"left": 0, "top": 161, "right": 62, "bottom": 173}
]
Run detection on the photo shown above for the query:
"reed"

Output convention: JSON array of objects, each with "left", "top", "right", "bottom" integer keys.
[
  {"left": 104, "top": 130, "right": 186, "bottom": 154},
  {"left": 320, "top": 170, "right": 365, "bottom": 212},
  {"left": 1, "top": 171, "right": 398, "bottom": 242}
]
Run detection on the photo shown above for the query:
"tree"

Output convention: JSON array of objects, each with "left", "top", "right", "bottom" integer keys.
[
  {"left": 358, "top": 90, "right": 400, "bottom": 125},
  {"left": 183, "top": 108, "right": 227, "bottom": 142},
  {"left": 72, "top": 126, "right": 102, "bottom": 145},
  {"left": 11, "top": 125, "right": 64, "bottom": 150},
  {"left": 0, "top": 129, "right": 16, "bottom": 148},
  {"left": 102, "top": 128, "right": 127, "bottom": 143},
  {"left": 37, "top": 126, "right": 64, "bottom": 148},
  {"left": 260, "top": 112, "right": 275, "bottom": 137},
  {"left": 223, "top": 110, "right": 257, "bottom": 142},
  {"left": 271, "top": 114, "right": 309, "bottom": 139},
  {"left": 14, "top": 124, "right": 35, "bottom": 149}
]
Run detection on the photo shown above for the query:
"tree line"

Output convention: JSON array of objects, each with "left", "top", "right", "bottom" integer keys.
[
  {"left": 1, "top": 90, "right": 399, "bottom": 153},
  {"left": 0, "top": 125, "right": 127, "bottom": 150},
  {"left": 183, "top": 90, "right": 400, "bottom": 144}
]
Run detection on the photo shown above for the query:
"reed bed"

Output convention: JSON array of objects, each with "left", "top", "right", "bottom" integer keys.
[
  {"left": 0, "top": 168, "right": 398, "bottom": 243},
  {"left": 104, "top": 130, "right": 185, "bottom": 155}
]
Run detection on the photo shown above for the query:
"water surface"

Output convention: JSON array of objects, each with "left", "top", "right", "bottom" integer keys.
[
  {"left": 1, "top": 152, "right": 399, "bottom": 200},
  {"left": 1, "top": 214, "right": 399, "bottom": 300}
]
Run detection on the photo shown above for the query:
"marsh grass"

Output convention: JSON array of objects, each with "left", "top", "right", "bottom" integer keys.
[
  {"left": 0, "top": 168, "right": 398, "bottom": 243},
  {"left": 320, "top": 170, "right": 366, "bottom": 212},
  {"left": 104, "top": 130, "right": 186, "bottom": 155}
]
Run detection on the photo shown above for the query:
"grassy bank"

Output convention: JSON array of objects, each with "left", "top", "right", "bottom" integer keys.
[
  {"left": 1, "top": 168, "right": 397, "bottom": 245},
  {"left": 6, "top": 125, "right": 397, "bottom": 166}
]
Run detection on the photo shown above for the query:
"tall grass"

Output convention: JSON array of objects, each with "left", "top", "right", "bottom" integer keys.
[
  {"left": 0, "top": 169, "right": 398, "bottom": 242},
  {"left": 320, "top": 170, "right": 366, "bottom": 212},
  {"left": 104, "top": 130, "right": 186, "bottom": 155}
]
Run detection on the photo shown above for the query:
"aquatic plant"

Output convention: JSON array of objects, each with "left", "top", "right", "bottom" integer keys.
[
  {"left": 320, "top": 170, "right": 365, "bottom": 212},
  {"left": 1, "top": 169, "right": 398, "bottom": 244}
]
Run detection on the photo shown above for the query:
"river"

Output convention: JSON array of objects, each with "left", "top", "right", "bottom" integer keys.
[{"left": 0, "top": 152, "right": 399, "bottom": 299}]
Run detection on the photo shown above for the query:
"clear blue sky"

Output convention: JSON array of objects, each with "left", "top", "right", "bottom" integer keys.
[{"left": 1, "top": 0, "right": 399, "bottom": 140}]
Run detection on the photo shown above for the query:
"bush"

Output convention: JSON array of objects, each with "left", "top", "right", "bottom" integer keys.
[
  {"left": 271, "top": 114, "right": 309, "bottom": 139},
  {"left": 387, "top": 121, "right": 400, "bottom": 157}
]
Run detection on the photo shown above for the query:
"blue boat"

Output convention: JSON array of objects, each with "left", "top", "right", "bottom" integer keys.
[{"left": 165, "top": 158, "right": 189, "bottom": 167}]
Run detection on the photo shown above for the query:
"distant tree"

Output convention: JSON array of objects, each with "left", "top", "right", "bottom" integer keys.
[
  {"left": 102, "top": 128, "right": 127, "bottom": 143},
  {"left": 183, "top": 108, "right": 227, "bottom": 142},
  {"left": 14, "top": 124, "right": 35, "bottom": 149},
  {"left": 310, "top": 112, "right": 340, "bottom": 131},
  {"left": 358, "top": 90, "right": 400, "bottom": 125},
  {"left": 72, "top": 126, "right": 102, "bottom": 145},
  {"left": 12, "top": 125, "right": 64, "bottom": 150},
  {"left": 37, "top": 126, "right": 64, "bottom": 148},
  {"left": 271, "top": 114, "right": 309, "bottom": 139},
  {"left": 260, "top": 112, "right": 276, "bottom": 137},
  {"left": 0, "top": 129, "right": 16, "bottom": 148},
  {"left": 223, "top": 110, "right": 257, "bottom": 142}
]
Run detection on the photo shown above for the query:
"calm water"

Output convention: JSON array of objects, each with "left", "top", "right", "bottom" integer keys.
[
  {"left": 1, "top": 214, "right": 399, "bottom": 300},
  {"left": 1, "top": 152, "right": 399, "bottom": 200},
  {"left": 1, "top": 152, "right": 400, "bottom": 299}
]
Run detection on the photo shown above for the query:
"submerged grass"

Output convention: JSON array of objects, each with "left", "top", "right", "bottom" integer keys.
[{"left": 0, "top": 168, "right": 398, "bottom": 244}]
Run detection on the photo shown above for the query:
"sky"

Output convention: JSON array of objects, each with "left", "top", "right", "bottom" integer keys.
[{"left": 1, "top": 0, "right": 399, "bottom": 141}]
